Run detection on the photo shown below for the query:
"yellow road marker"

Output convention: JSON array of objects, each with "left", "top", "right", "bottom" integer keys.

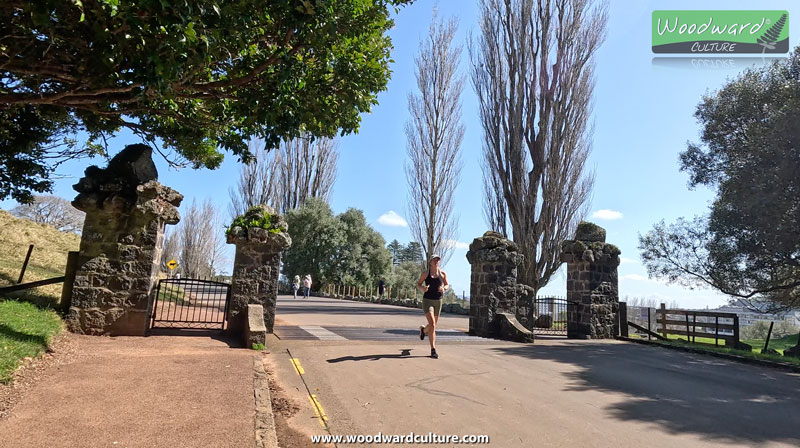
[
  {"left": 308, "top": 394, "right": 329, "bottom": 429},
  {"left": 290, "top": 358, "right": 305, "bottom": 375}
]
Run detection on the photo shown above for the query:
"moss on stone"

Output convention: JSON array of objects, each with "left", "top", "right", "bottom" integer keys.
[
  {"left": 226, "top": 205, "right": 286, "bottom": 236},
  {"left": 575, "top": 221, "right": 606, "bottom": 242}
]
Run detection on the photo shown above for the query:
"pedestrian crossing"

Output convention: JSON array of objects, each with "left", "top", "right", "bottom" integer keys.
[{"left": 274, "top": 325, "right": 486, "bottom": 342}]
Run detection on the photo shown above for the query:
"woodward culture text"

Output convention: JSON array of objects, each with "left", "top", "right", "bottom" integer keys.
[{"left": 311, "top": 432, "right": 490, "bottom": 444}]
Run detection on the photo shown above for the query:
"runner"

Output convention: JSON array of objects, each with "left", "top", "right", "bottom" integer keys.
[{"left": 417, "top": 254, "right": 449, "bottom": 359}]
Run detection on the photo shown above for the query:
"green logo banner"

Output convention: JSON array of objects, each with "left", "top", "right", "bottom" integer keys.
[{"left": 652, "top": 10, "right": 789, "bottom": 54}]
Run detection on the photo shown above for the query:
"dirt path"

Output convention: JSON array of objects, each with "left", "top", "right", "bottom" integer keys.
[{"left": 0, "top": 333, "right": 255, "bottom": 448}]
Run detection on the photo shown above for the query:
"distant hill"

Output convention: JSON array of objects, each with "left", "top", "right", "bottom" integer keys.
[{"left": 0, "top": 209, "right": 81, "bottom": 302}]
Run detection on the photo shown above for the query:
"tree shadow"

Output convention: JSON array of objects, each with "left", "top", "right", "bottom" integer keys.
[
  {"left": 276, "top": 304, "right": 426, "bottom": 317},
  {"left": 0, "top": 324, "right": 48, "bottom": 347},
  {"left": 327, "top": 349, "right": 427, "bottom": 363},
  {"left": 492, "top": 342, "right": 800, "bottom": 445}
]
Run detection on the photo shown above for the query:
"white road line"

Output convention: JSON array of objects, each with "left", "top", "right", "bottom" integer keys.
[{"left": 299, "top": 325, "right": 347, "bottom": 341}]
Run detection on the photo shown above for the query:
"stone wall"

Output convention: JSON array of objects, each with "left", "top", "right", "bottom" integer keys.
[
  {"left": 560, "top": 222, "right": 621, "bottom": 339},
  {"left": 227, "top": 206, "right": 291, "bottom": 338},
  {"left": 466, "top": 231, "right": 535, "bottom": 342},
  {"left": 66, "top": 145, "right": 182, "bottom": 335}
]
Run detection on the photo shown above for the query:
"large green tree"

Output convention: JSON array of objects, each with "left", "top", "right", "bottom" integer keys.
[
  {"left": 283, "top": 197, "right": 343, "bottom": 289},
  {"left": 0, "top": 0, "right": 412, "bottom": 202},
  {"left": 283, "top": 198, "right": 391, "bottom": 290},
  {"left": 639, "top": 47, "right": 800, "bottom": 311}
]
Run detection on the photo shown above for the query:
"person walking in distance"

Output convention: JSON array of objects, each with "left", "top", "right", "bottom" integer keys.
[
  {"left": 303, "top": 274, "right": 312, "bottom": 299},
  {"left": 417, "top": 254, "right": 449, "bottom": 359},
  {"left": 292, "top": 275, "right": 300, "bottom": 299}
]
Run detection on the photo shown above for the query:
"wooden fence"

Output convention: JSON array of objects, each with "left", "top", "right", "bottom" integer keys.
[{"left": 655, "top": 303, "right": 750, "bottom": 349}]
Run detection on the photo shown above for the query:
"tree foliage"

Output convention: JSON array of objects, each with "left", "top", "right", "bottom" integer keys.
[
  {"left": 173, "top": 199, "right": 227, "bottom": 277},
  {"left": 405, "top": 10, "right": 464, "bottom": 266},
  {"left": 10, "top": 195, "right": 85, "bottom": 233},
  {"left": 386, "top": 240, "right": 423, "bottom": 265},
  {"left": 283, "top": 198, "right": 391, "bottom": 290},
  {"left": 640, "top": 47, "right": 800, "bottom": 311},
  {"left": 0, "top": 0, "right": 411, "bottom": 202},
  {"left": 228, "top": 136, "right": 338, "bottom": 218},
  {"left": 470, "top": 0, "right": 605, "bottom": 292}
]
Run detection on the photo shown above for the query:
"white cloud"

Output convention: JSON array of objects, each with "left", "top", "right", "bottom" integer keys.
[
  {"left": 591, "top": 209, "right": 623, "bottom": 220},
  {"left": 443, "top": 240, "right": 470, "bottom": 250},
  {"left": 620, "top": 257, "right": 637, "bottom": 264},
  {"left": 620, "top": 274, "right": 650, "bottom": 281},
  {"left": 377, "top": 210, "right": 408, "bottom": 227}
]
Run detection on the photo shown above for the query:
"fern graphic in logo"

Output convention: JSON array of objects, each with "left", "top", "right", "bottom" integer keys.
[
  {"left": 653, "top": 11, "right": 790, "bottom": 54},
  {"left": 757, "top": 13, "right": 788, "bottom": 51}
]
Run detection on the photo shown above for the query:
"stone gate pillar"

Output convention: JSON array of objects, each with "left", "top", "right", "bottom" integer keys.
[
  {"left": 466, "top": 231, "right": 535, "bottom": 342},
  {"left": 226, "top": 206, "right": 291, "bottom": 341},
  {"left": 560, "top": 222, "right": 621, "bottom": 339},
  {"left": 66, "top": 145, "right": 182, "bottom": 336}
]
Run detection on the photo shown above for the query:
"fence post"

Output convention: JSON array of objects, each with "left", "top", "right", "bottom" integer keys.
[
  {"left": 715, "top": 316, "right": 719, "bottom": 346},
  {"left": 59, "top": 251, "right": 80, "bottom": 314},
  {"left": 17, "top": 244, "right": 34, "bottom": 284},
  {"left": 762, "top": 321, "right": 775, "bottom": 354},
  {"left": 733, "top": 315, "right": 740, "bottom": 348},
  {"left": 618, "top": 302, "right": 628, "bottom": 337},
  {"left": 660, "top": 303, "right": 667, "bottom": 339},
  {"left": 685, "top": 312, "right": 691, "bottom": 343},
  {"left": 648, "top": 307, "right": 652, "bottom": 341}
]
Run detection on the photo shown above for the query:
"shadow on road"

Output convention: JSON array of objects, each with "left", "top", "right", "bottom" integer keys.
[
  {"left": 327, "top": 349, "right": 428, "bottom": 363},
  {"left": 277, "top": 304, "right": 424, "bottom": 316},
  {"left": 146, "top": 328, "right": 242, "bottom": 348},
  {"left": 492, "top": 342, "right": 800, "bottom": 445}
]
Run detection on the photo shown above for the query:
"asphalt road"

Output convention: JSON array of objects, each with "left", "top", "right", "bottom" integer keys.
[{"left": 269, "top": 295, "right": 800, "bottom": 447}]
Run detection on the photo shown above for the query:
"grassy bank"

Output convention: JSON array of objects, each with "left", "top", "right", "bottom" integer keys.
[
  {"left": 0, "top": 210, "right": 80, "bottom": 307},
  {"left": 0, "top": 300, "right": 63, "bottom": 383},
  {"left": 662, "top": 332, "right": 798, "bottom": 355},
  {"left": 631, "top": 333, "right": 799, "bottom": 367}
]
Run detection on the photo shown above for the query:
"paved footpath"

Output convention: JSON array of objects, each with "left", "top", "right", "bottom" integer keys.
[
  {"left": 0, "top": 333, "right": 255, "bottom": 448},
  {"left": 271, "top": 295, "right": 800, "bottom": 448}
]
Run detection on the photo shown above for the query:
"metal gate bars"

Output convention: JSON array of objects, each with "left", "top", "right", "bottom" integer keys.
[
  {"left": 150, "top": 278, "right": 231, "bottom": 330},
  {"left": 531, "top": 297, "right": 572, "bottom": 335}
]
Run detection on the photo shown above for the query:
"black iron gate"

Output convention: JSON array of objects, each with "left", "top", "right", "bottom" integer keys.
[
  {"left": 531, "top": 297, "right": 575, "bottom": 336},
  {"left": 150, "top": 278, "right": 231, "bottom": 330}
]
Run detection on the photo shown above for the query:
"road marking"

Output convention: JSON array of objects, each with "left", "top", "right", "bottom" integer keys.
[
  {"left": 299, "top": 325, "right": 347, "bottom": 341},
  {"left": 308, "top": 394, "right": 329, "bottom": 429},
  {"left": 290, "top": 358, "right": 305, "bottom": 375}
]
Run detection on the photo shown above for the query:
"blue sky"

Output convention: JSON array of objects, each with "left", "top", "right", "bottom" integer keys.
[{"left": 2, "top": 1, "right": 797, "bottom": 309}]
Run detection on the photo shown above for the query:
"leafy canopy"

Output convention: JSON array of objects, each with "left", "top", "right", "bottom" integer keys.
[
  {"left": 283, "top": 198, "right": 390, "bottom": 289},
  {"left": 639, "top": 46, "right": 800, "bottom": 311},
  {"left": 0, "top": 0, "right": 412, "bottom": 202}
]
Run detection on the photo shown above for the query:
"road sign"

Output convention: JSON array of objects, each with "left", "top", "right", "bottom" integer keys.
[{"left": 167, "top": 259, "right": 178, "bottom": 270}]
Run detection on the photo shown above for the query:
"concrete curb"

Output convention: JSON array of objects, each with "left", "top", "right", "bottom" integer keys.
[
  {"left": 253, "top": 356, "right": 279, "bottom": 448},
  {"left": 618, "top": 336, "right": 800, "bottom": 373}
]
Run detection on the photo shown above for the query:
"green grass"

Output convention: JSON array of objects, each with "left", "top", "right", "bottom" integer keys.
[
  {"left": 630, "top": 333, "right": 800, "bottom": 367},
  {"left": 156, "top": 286, "right": 191, "bottom": 306},
  {"left": 658, "top": 332, "right": 798, "bottom": 355},
  {"left": 743, "top": 333, "right": 798, "bottom": 355},
  {"left": 0, "top": 300, "right": 63, "bottom": 383}
]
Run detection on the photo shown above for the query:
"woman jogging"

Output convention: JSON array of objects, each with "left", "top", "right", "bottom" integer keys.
[
  {"left": 292, "top": 275, "right": 300, "bottom": 299},
  {"left": 303, "top": 274, "right": 312, "bottom": 299},
  {"left": 417, "top": 254, "right": 449, "bottom": 359}
]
